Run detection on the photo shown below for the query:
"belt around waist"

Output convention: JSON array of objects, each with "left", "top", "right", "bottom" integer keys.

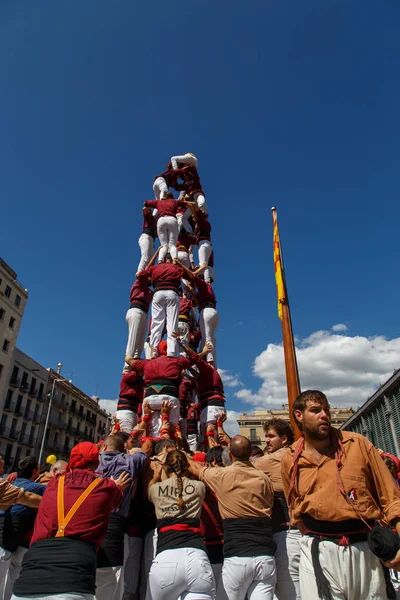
[
  {"left": 179, "top": 314, "right": 189, "bottom": 321},
  {"left": 158, "top": 212, "right": 175, "bottom": 218},
  {"left": 130, "top": 300, "right": 149, "bottom": 312}
]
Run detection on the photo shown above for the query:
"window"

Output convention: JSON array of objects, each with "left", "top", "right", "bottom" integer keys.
[
  {"left": 29, "top": 377, "right": 36, "bottom": 395},
  {"left": 0, "top": 308, "right": 4, "bottom": 321},
  {"left": 0, "top": 364, "right": 3, "bottom": 378},
  {"left": 0, "top": 414, "right": 7, "bottom": 433},
  {"left": 4, "top": 286, "right": 11, "bottom": 299},
  {"left": 21, "top": 372, "right": 28, "bottom": 389},
  {"left": 38, "top": 382, "right": 44, "bottom": 400},
  {"left": 250, "top": 428, "right": 257, "bottom": 441},
  {"left": 25, "top": 449, "right": 31, "bottom": 457},
  {"left": 15, "top": 295, "right": 21, "bottom": 308},
  {"left": 8, "top": 317, "right": 15, "bottom": 329},
  {"left": 2, "top": 340, "right": 10, "bottom": 353},
  {"left": 29, "top": 427, "right": 36, "bottom": 445},
  {"left": 11, "top": 366, "right": 19, "bottom": 379},
  {"left": 4, "top": 389, "right": 13, "bottom": 409},
  {"left": 15, "top": 395, "right": 23, "bottom": 414},
  {"left": 24, "top": 399, "right": 31, "bottom": 418}
]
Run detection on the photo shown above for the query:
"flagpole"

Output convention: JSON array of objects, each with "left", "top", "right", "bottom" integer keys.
[{"left": 271, "top": 207, "right": 302, "bottom": 439}]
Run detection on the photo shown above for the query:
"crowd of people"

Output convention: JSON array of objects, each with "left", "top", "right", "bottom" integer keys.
[
  {"left": 1, "top": 154, "right": 400, "bottom": 600},
  {"left": 1, "top": 392, "right": 400, "bottom": 600}
]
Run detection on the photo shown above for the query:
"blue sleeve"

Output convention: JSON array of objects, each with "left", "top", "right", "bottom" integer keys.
[{"left": 130, "top": 451, "right": 148, "bottom": 475}]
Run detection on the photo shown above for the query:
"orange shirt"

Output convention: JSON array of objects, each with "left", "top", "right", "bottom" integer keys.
[
  {"left": 254, "top": 447, "right": 288, "bottom": 493},
  {"left": 281, "top": 429, "right": 400, "bottom": 528},
  {"left": 199, "top": 461, "right": 274, "bottom": 520}
]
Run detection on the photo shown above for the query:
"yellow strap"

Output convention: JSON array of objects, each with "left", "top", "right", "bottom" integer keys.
[{"left": 56, "top": 475, "right": 101, "bottom": 537}]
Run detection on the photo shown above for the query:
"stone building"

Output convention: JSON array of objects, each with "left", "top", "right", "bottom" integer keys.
[{"left": 238, "top": 405, "right": 355, "bottom": 449}]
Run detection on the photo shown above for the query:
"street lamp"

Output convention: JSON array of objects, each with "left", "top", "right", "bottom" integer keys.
[{"left": 38, "top": 364, "right": 64, "bottom": 465}]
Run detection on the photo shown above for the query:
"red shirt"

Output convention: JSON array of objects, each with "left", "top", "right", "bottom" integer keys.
[
  {"left": 195, "top": 212, "right": 211, "bottom": 243},
  {"left": 118, "top": 372, "right": 144, "bottom": 412},
  {"left": 179, "top": 296, "right": 193, "bottom": 316},
  {"left": 144, "top": 199, "right": 178, "bottom": 217},
  {"left": 193, "top": 276, "right": 216, "bottom": 309},
  {"left": 201, "top": 488, "right": 224, "bottom": 548},
  {"left": 30, "top": 470, "right": 122, "bottom": 549},
  {"left": 142, "top": 213, "right": 157, "bottom": 238},
  {"left": 129, "top": 273, "right": 153, "bottom": 312},
  {"left": 145, "top": 263, "right": 184, "bottom": 293},
  {"left": 196, "top": 361, "right": 225, "bottom": 408},
  {"left": 131, "top": 355, "right": 199, "bottom": 384},
  {"left": 154, "top": 168, "right": 186, "bottom": 189},
  {"left": 189, "top": 328, "right": 201, "bottom": 351}
]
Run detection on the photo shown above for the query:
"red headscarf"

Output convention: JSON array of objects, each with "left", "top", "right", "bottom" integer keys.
[
  {"left": 67, "top": 442, "right": 99, "bottom": 472},
  {"left": 158, "top": 340, "right": 168, "bottom": 356}
]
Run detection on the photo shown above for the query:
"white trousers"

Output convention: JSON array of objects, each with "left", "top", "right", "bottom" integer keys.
[
  {"left": 147, "top": 547, "right": 215, "bottom": 600},
  {"left": 153, "top": 177, "right": 168, "bottom": 200},
  {"left": 124, "top": 307, "right": 148, "bottom": 370},
  {"left": 140, "top": 529, "right": 158, "bottom": 600},
  {"left": 177, "top": 250, "right": 190, "bottom": 269},
  {"left": 157, "top": 216, "right": 178, "bottom": 262},
  {"left": 123, "top": 535, "right": 143, "bottom": 597},
  {"left": 178, "top": 321, "right": 190, "bottom": 350},
  {"left": 273, "top": 529, "right": 301, "bottom": 600},
  {"left": 12, "top": 595, "right": 93, "bottom": 600},
  {"left": 299, "top": 536, "right": 387, "bottom": 600},
  {"left": 171, "top": 154, "right": 198, "bottom": 170},
  {"left": 187, "top": 433, "right": 199, "bottom": 452},
  {"left": 145, "top": 395, "right": 180, "bottom": 437},
  {"left": 193, "top": 192, "right": 208, "bottom": 215},
  {"left": 176, "top": 210, "right": 193, "bottom": 233},
  {"left": 150, "top": 290, "right": 179, "bottom": 357},
  {"left": 217, "top": 555, "right": 276, "bottom": 600},
  {"left": 137, "top": 234, "right": 155, "bottom": 274},
  {"left": 198, "top": 240, "right": 212, "bottom": 283},
  {"left": 199, "top": 307, "right": 219, "bottom": 366},
  {"left": 200, "top": 405, "right": 226, "bottom": 425},
  {"left": 144, "top": 341, "right": 152, "bottom": 359},
  {"left": 1, "top": 546, "right": 28, "bottom": 600},
  {"left": 114, "top": 410, "right": 138, "bottom": 433},
  {"left": 95, "top": 566, "right": 124, "bottom": 600}
]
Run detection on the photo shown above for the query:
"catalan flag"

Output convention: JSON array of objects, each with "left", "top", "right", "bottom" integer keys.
[{"left": 272, "top": 209, "right": 286, "bottom": 320}]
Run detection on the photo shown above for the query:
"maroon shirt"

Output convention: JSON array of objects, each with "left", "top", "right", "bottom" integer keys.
[
  {"left": 145, "top": 263, "right": 184, "bottom": 293},
  {"left": 175, "top": 165, "right": 204, "bottom": 196},
  {"left": 144, "top": 199, "right": 179, "bottom": 217},
  {"left": 30, "top": 470, "right": 123, "bottom": 550},
  {"left": 195, "top": 211, "right": 211, "bottom": 243},
  {"left": 129, "top": 273, "right": 153, "bottom": 313},
  {"left": 179, "top": 296, "right": 193, "bottom": 317},
  {"left": 179, "top": 377, "right": 196, "bottom": 419},
  {"left": 177, "top": 231, "right": 196, "bottom": 251},
  {"left": 142, "top": 213, "right": 157, "bottom": 238},
  {"left": 196, "top": 361, "right": 225, "bottom": 409},
  {"left": 193, "top": 276, "right": 216, "bottom": 310},
  {"left": 131, "top": 355, "right": 199, "bottom": 384},
  {"left": 118, "top": 371, "right": 144, "bottom": 412},
  {"left": 154, "top": 168, "right": 186, "bottom": 189}
]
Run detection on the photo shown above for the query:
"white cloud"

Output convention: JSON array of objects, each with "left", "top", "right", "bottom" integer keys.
[
  {"left": 332, "top": 324, "right": 348, "bottom": 332},
  {"left": 224, "top": 410, "right": 241, "bottom": 436},
  {"left": 99, "top": 398, "right": 117, "bottom": 415},
  {"left": 218, "top": 369, "right": 243, "bottom": 388},
  {"left": 235, "top": 328, "right": 400, "bottom": 408}
]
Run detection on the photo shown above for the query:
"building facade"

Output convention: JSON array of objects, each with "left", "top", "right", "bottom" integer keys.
[
  {"left": 41, "top": 369, "right": 110, "bottom": 462},
  {"left": 238, "top": 405, "right": 355, "bottom": 449},
  {"left": 0, "top": 349, "right": 48, "bottom": 471},
  {"left": 341, "top": 369, "right": 400, "bottom": 456},
  {"left": 0, "top": 258, "right": 28, "bottom": 403},
  {"left": 0, "top": 356, "right": 111, "bottom": 472}
]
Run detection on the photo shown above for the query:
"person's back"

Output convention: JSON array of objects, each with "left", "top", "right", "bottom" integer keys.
[{"left": 189, "top": 435, "right": 277, "bottom": 600}]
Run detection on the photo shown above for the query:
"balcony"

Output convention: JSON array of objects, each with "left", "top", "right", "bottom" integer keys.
[
  {"left": 19, "top": 433, "right": 34, "bottom": 446},
  {"left": 14, "top": 405, "right": 24, "bottom": 417},
  {"left": 3, "top": 402, "right": 15, "bottom": 413},
  {"left": 49, "top": 416, "right": 67, "bottom": 430},
  {"left": 86, "top": 415, "right": 97, "bottom": 426},
  {"left": 28, "top": 388, "right": 38, "bottom": 398},
  {"left": 9, "top": 378, "right": 20, "bottom": 388},
  {"left": 0, "top": 426, "right": 21, "bottom": 441},
  {"left": 249, "top": 436, "right": 262, "bottom": 444},
  {"left": 32, "top": 412, "right": 41, "bottom": 424},
  {"left": 53, "top": 395, "right": 69, "bottom": 410},
  {"left": 19, "top": 381, "right": 29, "bottom": 392},
  {"left": 23, "top": 410, "right": 34, "bottom": 421}
]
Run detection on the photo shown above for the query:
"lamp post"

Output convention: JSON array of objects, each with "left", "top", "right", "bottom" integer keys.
[{"left": 38, "top": 363, "right": 63, "bottom": 465}]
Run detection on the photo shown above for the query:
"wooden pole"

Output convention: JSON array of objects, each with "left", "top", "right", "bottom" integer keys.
[{"left": 271, "top": 208, "right": 302, "bottom": 439}]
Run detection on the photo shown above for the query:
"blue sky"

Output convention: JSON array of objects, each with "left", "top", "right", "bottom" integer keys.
[{"left": 1, "top": 0, "right": 400, "bottom": 416}]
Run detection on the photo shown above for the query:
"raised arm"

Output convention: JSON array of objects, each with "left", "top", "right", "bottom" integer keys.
[{"left": 173, "top": 258, "right": 195, "bottom": 281}]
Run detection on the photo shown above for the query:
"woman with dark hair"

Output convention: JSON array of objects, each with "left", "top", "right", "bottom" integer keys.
[
  {"left": 11, "top": 442, "right": 131, "bottom": 600},
  {"left": 147, "top": 449, "right": 215, "bottom": 599}
]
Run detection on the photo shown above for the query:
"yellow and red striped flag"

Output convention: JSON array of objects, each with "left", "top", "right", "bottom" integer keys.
[{"left": 272, "top": 209, "right": 286, "bottom": 320}]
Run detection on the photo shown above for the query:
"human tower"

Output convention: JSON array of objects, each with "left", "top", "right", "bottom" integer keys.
[{"left": 114, "top": 153, "right": 226, "bottom": 449}]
